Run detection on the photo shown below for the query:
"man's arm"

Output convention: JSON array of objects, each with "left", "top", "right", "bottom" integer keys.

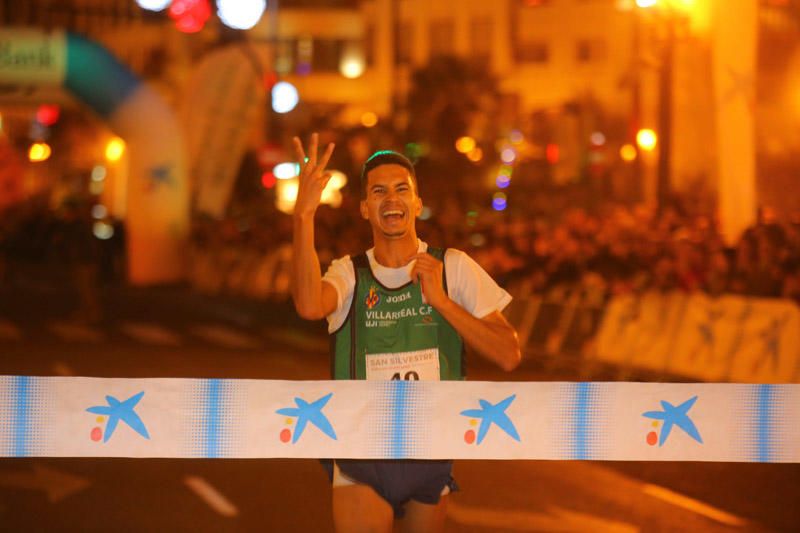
[
  {"left": 290, "top": 134, "right": 339, "bottom": 321},
  {"left": 410, "top": 253, "right": 521, "bottom": 371}
]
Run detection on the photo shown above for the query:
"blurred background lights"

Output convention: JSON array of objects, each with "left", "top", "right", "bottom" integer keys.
[
  {"left": 636, "top": 128, "right": 658, "bottom": 151},
  {"left": 272, "top": 81, "right": 299, "bottom": 113},
  {"left": 469, "top": 233, "right": 486, "bottom": 247},
  {"left": 217, "top": 0, "right": 266, "bottom": 30},
  {"left": 466, "top": 147, "right": 483, "bottom": 162},
  {"left": 28, "top": 142, "right": 51, "bottom": 162},
  {"left": 261, "top": 171, "right": 277, "bottom": 189},
  {"left": 492, "top": 192, "right": 507, "bottom": 211},
  {"left": 35, "top": 104, "right": 60, "bottom": 126},
  {"left": 546, "top": 143, "right": 560, "bottom": 164},
  {"left": 509, "top": 130, "right": 524, "bottom": 144},
  {"left": 636, "top": 0, "right": 658, "bottom": 7},
  {"left": 91, "top": 204, "right": 108, "bottom": 219},
  {"left": 496, "top": 174, "right": 511, "bottom": 188},
  {"left": 498, "top": 165, "right": 513, "bottom": 177},
  {"left": 273, "top": 162, "right": 299, "bottom": 179},
  {"left": 360, "top": 111, "right": 378, "bottom": 128},
  {"left": 590, "top": 132, "right": 606, "bottom": 146},
  {"left": 620, "top": 143, "right": 638, "bottom": 162},
  {"left": 455, "top": 136, "right": 476, "bottom": 154},
  {"left": 339, "top": 44, "right": 366, "bottom": 79},
  {"left": 169, "top": 0, "right": 211, "bottom": 33},
  {"left": 500, "top": 148, "right": 516, "bottom": 164},
  {"left": 320, "top": 170, "right": 347, "bottom": 208},
  {"left": 136, "top": 0, "right": 171, "bottom": 11},
  {"left": 91, "top": 165, "right": 107, "bottom": 182},
  {"left": 93, "top": 221, "right": 114, "bottom": 240},
  {"left": 105, "top": 137, "right": 125, "bottom": 161},
  {"left": 418, "top": 206, "right": 433, "bottom": 221}
]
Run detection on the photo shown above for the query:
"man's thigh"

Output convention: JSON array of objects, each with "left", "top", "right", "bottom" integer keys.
[{"left": 332, "top": 484, "right": 393, "bottom": 533}]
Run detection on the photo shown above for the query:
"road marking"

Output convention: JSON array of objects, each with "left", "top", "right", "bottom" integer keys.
[
  {"left": 184, "top": 476, "right": 238, "bottom": 517},
  {"left": 120, "top": 321, "right": 182, "bottom": 346},
  {"left": 0, "top": 319, "right": 22, "bottom": 341},
  {"left": 0, "top": 464, "right": 90, "bottom": 503},
  {"left": 448, "top": 501, "right": 638, "bottom": 532},
  {"left": 52, "top": 361, "right": 75, "bottom": 376},
  {"left": 190, "top": 324, "right": 261, "bottom": 350},
  {"left": 642, "top": 483, "right": 748, "bottom": 527},
  {"left": 49, "top": 322, "right": 105, "bottom": 343}
]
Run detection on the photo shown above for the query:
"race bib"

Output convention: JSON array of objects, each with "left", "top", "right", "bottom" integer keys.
[{"left": 365, "top": 348, "right": 440, "bottom": 381}]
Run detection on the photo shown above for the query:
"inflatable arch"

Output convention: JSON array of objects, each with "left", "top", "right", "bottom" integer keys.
[{"left": 0, "top": 29, "right": 188, "bottom": 285}]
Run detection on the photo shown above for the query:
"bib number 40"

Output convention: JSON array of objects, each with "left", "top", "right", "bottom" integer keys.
[{"left": 391, "top": 371, "right": 420, "bottom": 381}]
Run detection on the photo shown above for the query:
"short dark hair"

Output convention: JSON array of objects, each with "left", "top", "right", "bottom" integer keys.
[{"left": 360, "top": 150, "right": 417, "bottom": 197}]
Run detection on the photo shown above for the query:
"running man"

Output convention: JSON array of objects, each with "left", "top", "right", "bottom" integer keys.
[{"left": 291, "top": 133, "right": 521, "bottom": 533}]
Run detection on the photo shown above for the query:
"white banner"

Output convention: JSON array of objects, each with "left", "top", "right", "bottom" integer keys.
[{"left": 1, "top": 377, "right": 798, "bottom": 462}]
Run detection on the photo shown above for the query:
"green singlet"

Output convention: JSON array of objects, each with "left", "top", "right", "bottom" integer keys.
[{"left": 330, "top": 247, "right": 465, "bottom": 381}]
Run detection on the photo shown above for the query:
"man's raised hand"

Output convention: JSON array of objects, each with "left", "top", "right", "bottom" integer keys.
[{"left": 292, "top": 133, "right": 335, "bottom": 217}]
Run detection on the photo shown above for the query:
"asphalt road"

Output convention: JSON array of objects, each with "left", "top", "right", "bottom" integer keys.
[{"left": 0, "top": 282, "right": 798, "bottom": 532}]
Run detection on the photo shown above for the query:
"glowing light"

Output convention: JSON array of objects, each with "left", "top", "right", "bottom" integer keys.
[
  {"left": 169, "top": 0, "right": 211, "bottom": 33},
  {"left": 466, "top": 148, "right": 483, "bottom": 163},
  {"left": 91, "top": 165, "right": 107, "bottom": 182},
  {"left": 419, "top": 206, "right": 433, "bottom": 221},
  {"left": 275, "top": 179, "right": 299, "bottom": 214},
  {"left": 320, "top": 170, "right": 347, "bottom": 208},
  {"left": 91, "top": 205, "right": 108, "bottom": 219},
  {"left": 261, "top": 171, "right": 277, "bottom": 189},
  {"left": 469, "top": 233, "right": 486, "bottom": 247},
  {"left": 590, "top": 132, "right": 606, "bottom": 146},
  {"left": 361, "top": 112, "right": 378, "bottom": 128},
  {"left": 492, "top": 192, "right": 507, "bottom": 211},
  {"left": 500, "top": 148, "right": 516, "bottom": 164},
  {"left": 217, "top": 0, "right": 266, "bottom": 30},
  {"left": 340, "top": 43, "right": 366, "bottom": 79},
  {"left": 496, "top": 175, "right": 510, "bottom": 189},
  {"left": 509, "top": 130, "right": 523, "bottom": 144},
  {"left": 105, "top": 138, "right": 125, "bottom": 162},
  {"left": 545, "top": 143, "right": 559, "bottom": 164},
  {"left": 498, "top": 165, "right": 513, "bottom": 177},
  {"left": 455, "top": 136, "right": 476, "bottom": 154},
  {"left": 273, "top": 162, "right": 300, "bottom": 180},
  {"left": 636, "top": 128, "right": 658, "bottom": 152},
  {"left": 28, "top": 142, "right": 51, "bottom": 162},
  {"left": 136, "top": 0, "right": 172, "bottom": 11},
  {"left": 272, "top": 81, "right": 299, "bottom": 113},
  {"left": 636, "top": 0, "right": 657, "bottom": 7},
  {"left": 620, "top": 143, "right": 638, "bottom": 162},
  {"left": 89, "top": 180, "right": 104, "bottom": 195},
  {"left": 36, "top": 104, "right": 60, "bottom": 126},
  {"left": 93, "top": 221, "right": 114, "bottom": 240}
]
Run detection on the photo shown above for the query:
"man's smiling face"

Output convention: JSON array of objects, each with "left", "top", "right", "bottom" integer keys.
[{"left": 360, "top": 164, "right": 422, "bottom": 240}]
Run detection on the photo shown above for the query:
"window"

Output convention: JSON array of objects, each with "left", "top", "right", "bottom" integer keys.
[
  {"left": 470, "top": 17, "right": 493, "bottom": 62},
  {"left": 575, "top": 38, "right": 607, "bottom": 63},
  {"left": 516, "top": 41, "right": 549, "bottom": 63},
  {"left": 429, "top": 19, "right": 455, "bottom": 57}
]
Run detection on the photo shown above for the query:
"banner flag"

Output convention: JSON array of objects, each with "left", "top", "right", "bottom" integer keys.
[{"left": 1, "top": 377, "right": 798, "bottom": 462}]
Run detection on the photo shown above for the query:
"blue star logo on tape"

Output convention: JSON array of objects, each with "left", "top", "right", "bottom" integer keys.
[
  {"left": 460, "top": 394, "right": 521, "bottom": 445},
  {"left": 86, "top": 392, "right": 150, "bottom": 443},
  {"left": 276, "top": 393, "right": 337, "bottom": 444},
  {"left": 642, "top": 396, "right": 703, "bottom": 447}
]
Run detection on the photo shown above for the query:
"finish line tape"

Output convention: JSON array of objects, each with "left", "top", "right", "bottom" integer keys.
[{"left": 1, "top": 376, "right": 798, "bottom": 462}]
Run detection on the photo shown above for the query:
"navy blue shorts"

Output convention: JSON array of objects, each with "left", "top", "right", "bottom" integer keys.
[{"left": 321, "top": 459, "right": 458, "bottom": 517}]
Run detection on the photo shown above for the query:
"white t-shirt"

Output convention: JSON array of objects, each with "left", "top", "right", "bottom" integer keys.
[{"left": 322, "top": 239, "right": 512, "bottom": 333}]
